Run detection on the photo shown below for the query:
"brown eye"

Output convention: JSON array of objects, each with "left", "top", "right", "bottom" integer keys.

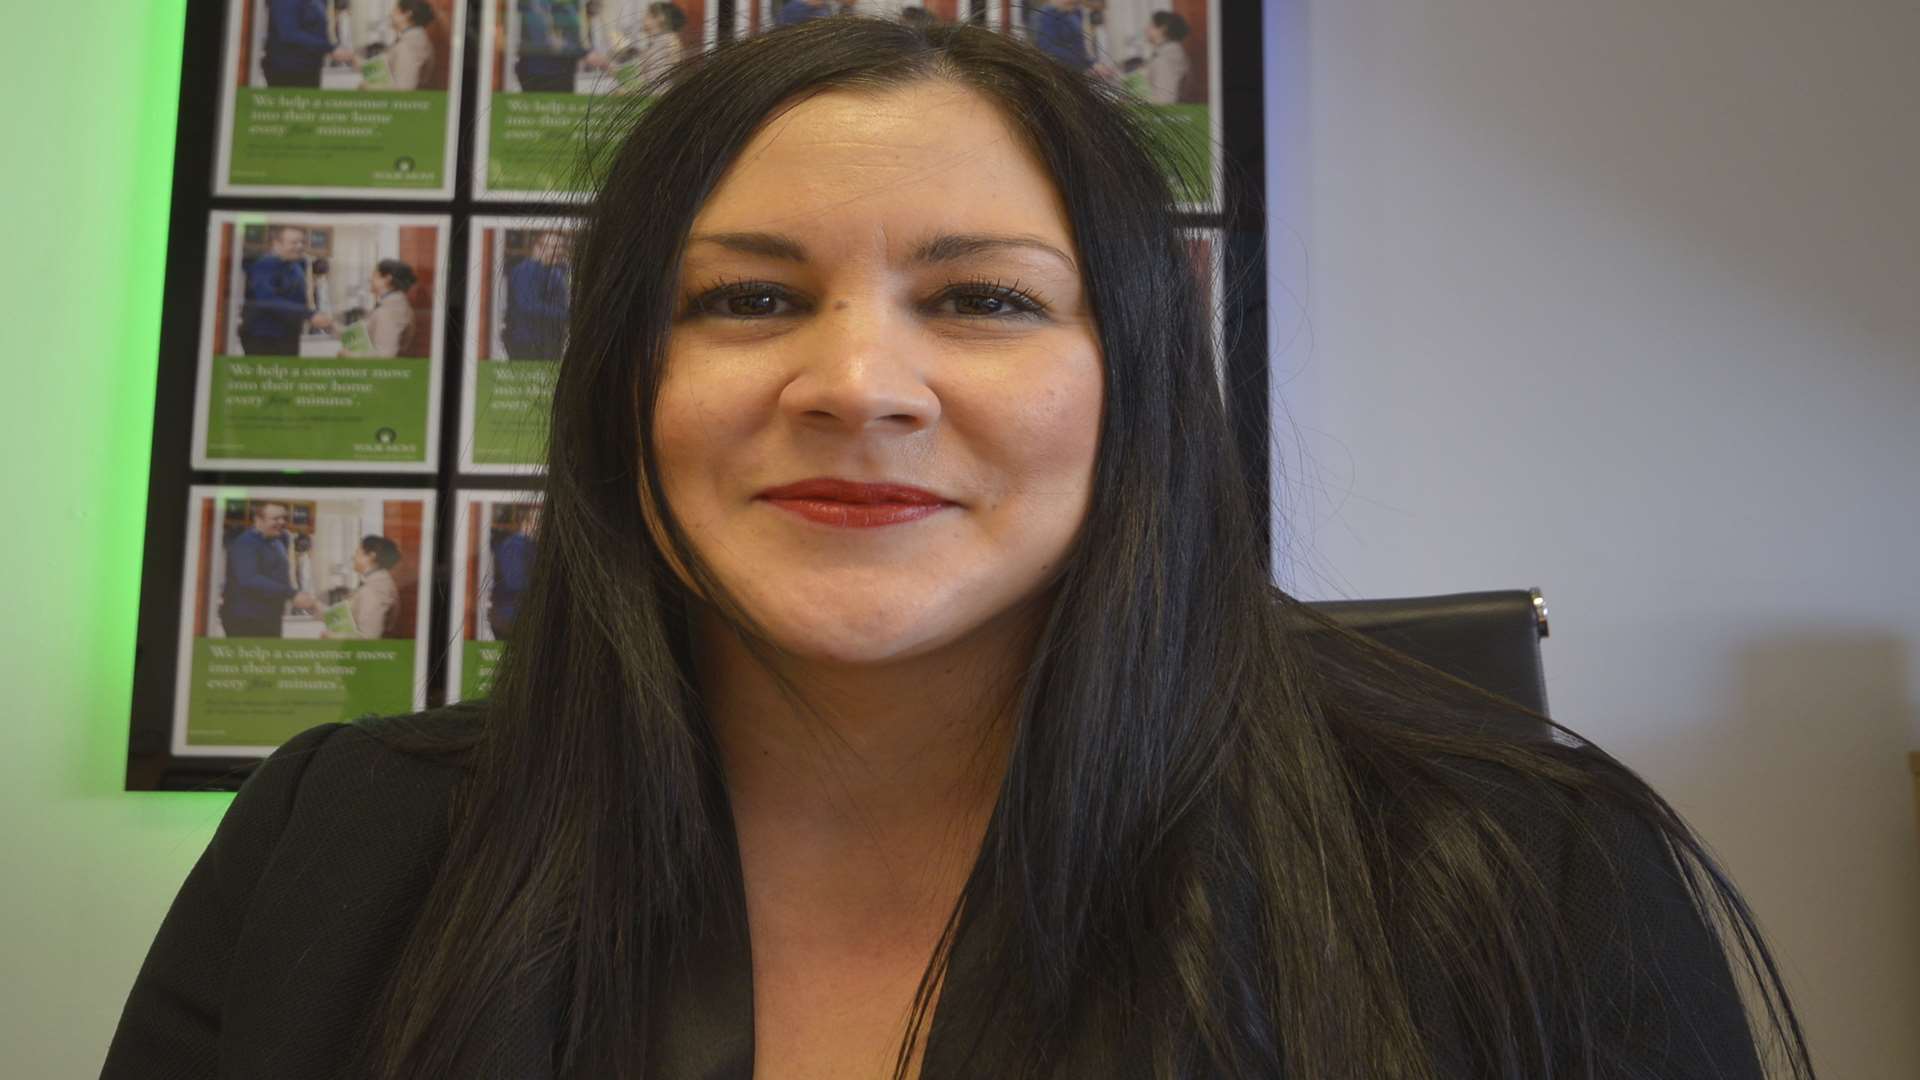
[
  {"left": 935, "top": 281, "right": 1048, "bottom": 320},
  {"left": 686, "top": 281, "right": 801, "bottom": 320},
  {"left": 953, "top": 294, "right": 1009, "bottom": 316},
  {"left": 725, "top": 290, "right": 782, "bottom": 316}
]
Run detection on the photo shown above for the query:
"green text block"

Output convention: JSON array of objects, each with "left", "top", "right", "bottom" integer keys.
[
  {"left": 205, "top": 355, "right": 432, "bottom": 465},
  {"left": 186, "top": 637, "right": 417, "bottom": 747},
  {"left": 230, "top": 88, "right": 448, "bottom": 190}
]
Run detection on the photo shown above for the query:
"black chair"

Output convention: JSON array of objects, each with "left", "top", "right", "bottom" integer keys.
[{"left": 1304, "top": 589, "right": 1552, "bottom": 718}]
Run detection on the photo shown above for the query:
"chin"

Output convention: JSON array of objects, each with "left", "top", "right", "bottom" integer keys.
[{"left": 750, "top": 594, "right": 963, "bottom": 667}]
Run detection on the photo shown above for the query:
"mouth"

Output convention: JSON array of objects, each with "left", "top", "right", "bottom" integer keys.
[{"left": 756, "top": 478, "right": 955, "bottom": 529}]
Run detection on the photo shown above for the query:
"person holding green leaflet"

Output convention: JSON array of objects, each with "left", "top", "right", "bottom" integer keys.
[
  {"left": 323, "top": 536, "right": 403, "bottom": 639},
  {"left": 364, "top": 259, "right": 419, "bottom": 357},
  {"left": 383, "top": 0, "right": 438, "bottom": 90}
]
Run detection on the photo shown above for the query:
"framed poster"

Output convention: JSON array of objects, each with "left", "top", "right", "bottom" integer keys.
[
  {"left": 474, "top": 0, "right": 717, "bottom": 201},
  {"left": 737, "top": 0, "right": 963, "bottom": 36},
  {"left": 460, "top": 215, "right": 580, "bottom": 472},
  {"left": 128, "top": 0, "right": 1271, "bottom": 788},
  {"left": 191, "top": 210, "right": 449, "bottom": 473},
  {"left": 988, "top": 0, "right": 1220, "bottom": 210},
  {"left": 171, "top": 485, "right": 436, "bottom": 757},
  {"left": 445, "top": 489, "right": 544, "bottom": 702},
  {"left": 214, "top": 0, "right": 468, "bottom": 198}
]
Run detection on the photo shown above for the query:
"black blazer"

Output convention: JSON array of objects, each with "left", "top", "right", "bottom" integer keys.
[{"left": 102, "top": 717, "right": 1764, "bottom": 1078}]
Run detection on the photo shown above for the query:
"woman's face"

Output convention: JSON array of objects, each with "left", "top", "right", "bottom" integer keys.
[
  {"left": 353, "top": 546, "right": 374, "bottom": 575},
  {"left": 655, "top": 81, "right": 1104, "bottom": 666},
  {"left": 372, "top": 269, "right": 391, "bottom": 294}
]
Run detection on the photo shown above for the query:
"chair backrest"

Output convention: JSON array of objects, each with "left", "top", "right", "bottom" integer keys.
[{"left": 1303, "top": 589, "right": 1552, "bottom": 718}]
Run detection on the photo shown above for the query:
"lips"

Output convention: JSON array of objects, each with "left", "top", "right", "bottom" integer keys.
[{"left": 756, "top": 478, "right": 954, "bottom": 529}]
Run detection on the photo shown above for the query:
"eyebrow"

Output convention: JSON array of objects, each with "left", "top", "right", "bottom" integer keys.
[{"left": 686, "top": 230, "right": 1079, "bottom": 272}]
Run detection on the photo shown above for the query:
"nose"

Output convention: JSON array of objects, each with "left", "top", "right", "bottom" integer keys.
[{"left": 777, "top": 301, "right": 941, "bottom": 435}]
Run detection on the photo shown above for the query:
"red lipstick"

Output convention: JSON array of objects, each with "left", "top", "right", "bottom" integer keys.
[{"left": 757, "top": 478, "right": 953, "bottom": 528}]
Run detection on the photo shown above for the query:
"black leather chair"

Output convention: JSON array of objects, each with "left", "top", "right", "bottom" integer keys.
[{"left": 1304, "top": 589, "right": 1552, "bottom": 718}]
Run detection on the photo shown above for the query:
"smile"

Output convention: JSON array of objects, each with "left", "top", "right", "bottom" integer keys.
[{"left": 756, "top": 478, "right": 955, "bottom": 529}]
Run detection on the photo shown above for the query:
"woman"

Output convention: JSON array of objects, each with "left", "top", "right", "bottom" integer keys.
[
  {"left": 627, "top": 2, "right": 686, "bottom": 87},
  {"left": 322, "top": 535, "right": 402, "bottom": 639},
  {"left": 104, "top": 18, "right": 1814, "bottom": 1080},
  {"left": 364, "top": 258, "right": 417, "bottom": 357},
  {"left": 384, "top": 0, "right": 437, "bottom": 90},
  {"left": 585, "top": 0, "right": 687, "bottom": 91},
  {"left": 1138, "top": 10, "right": 1190, "bottom": 105}
]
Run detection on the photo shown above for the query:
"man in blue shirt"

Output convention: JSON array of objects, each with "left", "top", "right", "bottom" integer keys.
[
  {"left": 502, "top": 232, "right": 571, "bottom": 360},
  {"left": 516, "top": 0, "right": 589, "bottom": 92},
  {"left": 777, "top": 0, "right": 841, "bottom": 28},
  {"left": 489, "top": 506, "right": 540, "bottom": 641},
  {"left": 261, "top": 0, "right": 352, "bottom": 87},
  {"left": 219, "top": 502, "right": 317, "bottom": 639},
  {"left": 239, "top": 226, "right": 333, "bottom": 357},
  {"left": 1030, "top": 0, "right": 1092, "bottom": 72}
]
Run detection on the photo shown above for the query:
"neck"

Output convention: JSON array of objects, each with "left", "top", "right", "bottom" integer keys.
[{"left": 698, "top": 604, "right": 1039, "bottom": 912}]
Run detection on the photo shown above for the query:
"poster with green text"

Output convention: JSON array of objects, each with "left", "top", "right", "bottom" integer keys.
[
  {"left": 172, "top": 485, "right": 436, "bottom": 757},
  {"left": 460, "top": 215, "right": 581, "bottom": 472},
  {"left": 474, "top": 0, "right": 715, "bottom": 200},
  {"left": 193, "top": 211, "right": 449, "bottom": 473},
  {"left": 215, "top": 0, "right": 468, "bottom": 198},
  {"left": 445, "top": 489, "right": 543, "bottom": 702},
  {"left": 988, "top": 0, "right": 1220, "bottom": 211}
]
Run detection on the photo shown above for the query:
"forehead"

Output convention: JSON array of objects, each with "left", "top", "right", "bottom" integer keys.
[{"left": 689, "top": 82, "right": 1073, "bottom": 254}]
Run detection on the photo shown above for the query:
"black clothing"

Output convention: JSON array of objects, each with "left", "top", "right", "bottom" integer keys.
[
  {"left": 102, "top": 716, "right": 1763, "bottom": 1078},
  {"left": 213, "top": 611, "right": 282, "bottom": 639},
  {"left": 260, "top": 65, "right": 323, "bottom": 88},
  {"left": 514, "top": 60, "right": 576, "bottom": 93},
  {"left": 237, "top": 330, "right": 300, "bottom": 356}
]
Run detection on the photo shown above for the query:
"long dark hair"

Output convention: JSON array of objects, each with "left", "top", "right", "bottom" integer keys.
[{"left": 368, "top": 18, "right": 1814, "bottom": 1079}]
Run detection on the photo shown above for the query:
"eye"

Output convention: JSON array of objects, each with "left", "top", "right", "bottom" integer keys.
[
  {"left": 932, "top": 279, "right": 1050, "bottom": 320},
  {"left": 683, "top": 280, "right": 804, "bottom": 320}
]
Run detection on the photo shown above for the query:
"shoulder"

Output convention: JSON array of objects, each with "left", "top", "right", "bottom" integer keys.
[
  {"left": 241, "top": 709, "right": 480, "bottom": 853},
  {"left": 1377, "top": 744, "right": 1685, "bottom": 910},
  {"left": 1363, "top": 744, "right": 1764, "bottom": 1075},
  {"left": 228, "top": 711, "right": 481, "bottom": 957},
  {"left": 104, "top": 709, "right": 488, "bottom": 1076}
]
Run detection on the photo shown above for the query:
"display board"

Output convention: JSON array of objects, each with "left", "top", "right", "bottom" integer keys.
[{"left": 126, "top": 0, "right": 1271, "bottom": 790}]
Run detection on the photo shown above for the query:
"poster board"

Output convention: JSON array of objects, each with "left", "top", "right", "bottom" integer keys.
[
  {"left": 458, "top": 215, "right": 580, "bottom": 473},
  {"left": 444, "top": 488, "right": 543, "bottom": 701},
  {"left": 213, "top": 0, "right": 469, "bottom": 198},
  {"left": 126, "top": 0, "right": 1273, "bottom": 789},
  {"left": 171, "top": 485, "right": 435, "bottom": 757},
  {"left": 472, "top": 0, "right": 718, "bottom": 201},
  {"left": 191, "top": 210, "right": 450, "bottom": 473}
]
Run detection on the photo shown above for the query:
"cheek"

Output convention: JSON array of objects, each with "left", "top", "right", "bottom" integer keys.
[
  {"left": 1006, "top": 361, "right": 1098, "bottom": 488},
  {"left": 961, "top": 352, "right": 1104, "bottom": 527},
  {"left": 649, "top": 362, "right": 769, "bottom": 520}
]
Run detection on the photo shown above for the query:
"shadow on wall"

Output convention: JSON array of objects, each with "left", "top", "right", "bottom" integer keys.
[{"left": 1646, "top": 631, "right": 1920, "bottom": 1075}]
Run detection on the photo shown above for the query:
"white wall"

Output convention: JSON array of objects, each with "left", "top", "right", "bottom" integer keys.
[{"left": 1265, "top": 1, "right": 1920, "bottom": 1075}]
